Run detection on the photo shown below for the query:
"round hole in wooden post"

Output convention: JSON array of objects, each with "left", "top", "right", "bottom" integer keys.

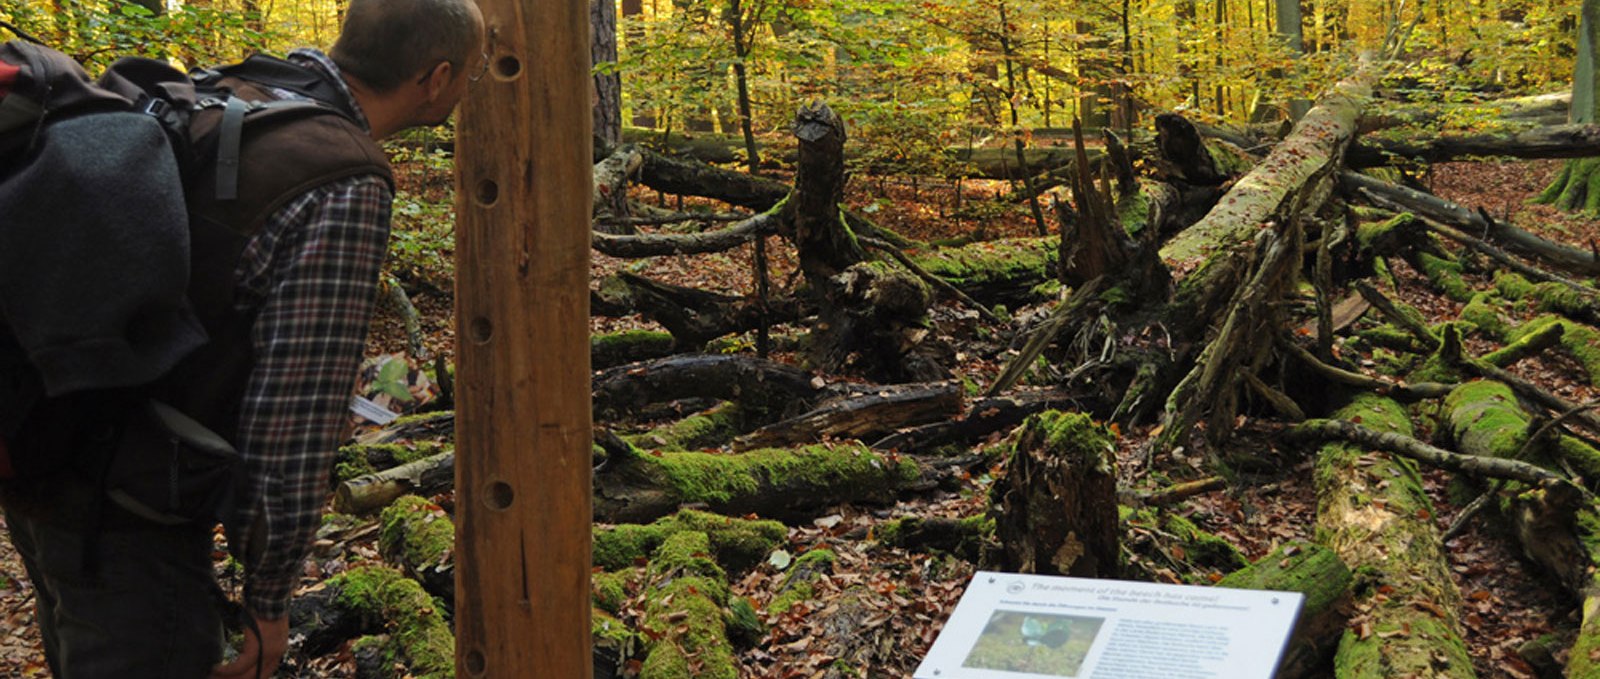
[
  {"left": 494, "top": 55, "right": 521, "bottom": 79},
  {"left": 475, "top": 179, "right": 499, "bottom": 207},
  {"left": 464, "top": 648, "right": 487, "bottom": 676},
  {"left": 486, "top": 480, "right": 514, "bottom": 510},
  {"left": 469, "top": 317, "right": 493, "bottom": 344}
]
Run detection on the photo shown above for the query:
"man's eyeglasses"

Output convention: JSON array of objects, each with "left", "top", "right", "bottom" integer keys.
[
  {"left": 468, "top": 49, "right": 490, "bottom": 83},
  {"left": 415, "top": 50, "right": 490, "bottom": 86}
]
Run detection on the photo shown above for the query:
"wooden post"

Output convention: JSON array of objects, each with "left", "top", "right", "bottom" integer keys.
[{"left": 452, "top": 0, "right": 593, "bottom": 675}]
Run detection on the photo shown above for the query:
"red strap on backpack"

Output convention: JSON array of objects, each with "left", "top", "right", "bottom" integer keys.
[{"left": 0, "top": 59, "right": 19, "bottom": 98}]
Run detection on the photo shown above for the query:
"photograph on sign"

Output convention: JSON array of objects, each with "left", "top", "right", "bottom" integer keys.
[
  {"left": 915, "top": 571, "right": 1303, "bottom": 679},
  {"left": 961, "top": 610, "right": 1104, "bottom": 677}
]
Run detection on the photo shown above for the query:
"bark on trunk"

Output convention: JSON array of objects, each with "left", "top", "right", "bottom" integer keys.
[
  {"left": 734, "top": 382, "right": 963, "bottom": 451},
  {"left": 333, "top": 450, "right": 455, "bottom": 515},
  {"left": 1350, "top": 123, "right": 1600, "bottom": 166},
  {"left": 993, "top": 411, "right": 1120, "bottom": 578}
]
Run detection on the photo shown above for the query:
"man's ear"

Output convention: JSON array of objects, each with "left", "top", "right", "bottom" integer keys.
[{"left": 423, "top": 60, "right": 454, "bottom": 100}]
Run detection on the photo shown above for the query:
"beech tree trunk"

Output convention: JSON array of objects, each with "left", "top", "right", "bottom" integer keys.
[{"left": 1311, "top": 394, "right": 1475, "bottom": 677}]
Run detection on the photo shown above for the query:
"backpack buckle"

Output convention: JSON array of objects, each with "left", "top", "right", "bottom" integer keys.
[{"left": 141, "top": 97, "right": 171, "bottom": 119}]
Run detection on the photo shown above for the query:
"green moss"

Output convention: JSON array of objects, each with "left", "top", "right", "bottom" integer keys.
[
  {"left": 647, "top": 443, "right": 921, "bottom": 508},
  {"left": 1417, "top": 252, "right": 1474, "bottom": 302},
  {"left": 1511, "top": 316, "right": 1600, "bottom": 385},
  {"left": 1353, "top": 324, "right": 1428, "bottom": 353},
  {"left": 378, "top": 495, "right": 454, "bottom": 571},
  {"left": 647, "top": 530, "right": 732, "bottom": 601},
  {"left": 726, "top": 597, "right": 765, "bottom": 647},
  {"left": 625, "top": 402, "right": 745, "bottom": 453},
  {"left": 593, "top": 571, "right": 632, "bottom": 614},
  {"left": 1013, "top": 411, "right": 1116, "bottom": 472},
  {"left": 1355, "top": 212, "right": 1416, "bottom": 254},
  {"left": 1116, "top": 191, "right": 1152, "bottom": 237},
  {"left": 911, "top": 237, "right": 1056, "bottom": 293},
  {"left": 1125, "top": 508, "right": 1248, "bottom": 580},
  {"left": 1333, "top": 617, "right": 1473, "bottom": 678},
  {"left": 1444, "top": 380, "right": 1530, "bottom": 459},
  {"left": 640, "top": 576, "right": 736, "bottom": 679},
  {"left": 329, "top": 566, "right": 454, "bottom": 679},
  {"left": 334, "top": 441, "right": 446, "bottom": 482},
  {"left": 593, "top": 329, "right": 675, "bottom": 354},
  {"left": 768, "top": 549, "right": 836, "bottom": 616},
  {"left": 1555, "top": 435, "right": 1600, "bottom": 482},
  {"left": 1217, "top": 541, "right": 1350, "bottom": 615},
  {"left": 1494, "top": 271, "right": 1538, "bottom": 299},
  {"left": 1460, "top": 293, "right": 1509, "bottom": 338}
]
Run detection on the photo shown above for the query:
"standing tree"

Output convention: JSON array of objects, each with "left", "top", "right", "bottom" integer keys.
[
  {"left": 1535, "top": 0, "right": 1600, "bottom": 213},
  {"left": 592, "top": 0, "right": 623, "bottom": 152}
]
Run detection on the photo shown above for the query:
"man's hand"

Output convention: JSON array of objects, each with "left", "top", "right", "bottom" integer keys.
[{"left": 210, "top": 610, "right": 289, "bottom": 679}]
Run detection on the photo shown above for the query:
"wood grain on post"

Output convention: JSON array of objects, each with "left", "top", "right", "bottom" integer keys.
[{"left": 452, "top": 0, "right": 593, "bottom": 675}]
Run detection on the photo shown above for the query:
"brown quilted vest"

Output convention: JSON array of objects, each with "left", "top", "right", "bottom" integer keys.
[{"left": 154, "top": 66, "right": 395, "bottom": 444}]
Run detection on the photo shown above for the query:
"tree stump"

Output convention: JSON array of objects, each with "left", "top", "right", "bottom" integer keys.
[{"left": 994, "top": 411, "right": 1119, "bottom": 578}]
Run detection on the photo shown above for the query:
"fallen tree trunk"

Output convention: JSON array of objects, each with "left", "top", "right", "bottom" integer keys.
[
  {"left": 593, "top": 440, "right": 925, "bottom": 524},
  {"left": 870, "top": 388, "right": 1082, "bottom": 453},
  {"left": 1341, "top": 171, "right": 1600, "bottom": 276},
  {"left": 592, "top": 272, "right": 804, "bottom": 348},
  {"left": 638, "top": 531, "right": 738, "bottom": 679},
  {"left": 1350, "top": 123, "right": 1600, "bottom": 166},
  {"left": 1215, "top": 541, "right": 1352, "bottom": 679},
  {"left": 591, "top": 354, "right": 823, "bottom": 422},
  {"left": 377, "top": 495, "right": 456, "bottom": 603},
  {"left": 591, "top": 211, "right": 780, "bottom": 258},
  {"left": 734, "top": 381, "right": 963, "bottom": 450},
  {"left": 333, "top": 450, "right": 454, "bottom": 515},
  {"left": 1311, "top": 393, "right": 1475, "bottom": 677},
  {"left": 1160, "top": 61, "right": 1376, "bottom": 262},
  {"left": 288, "top": 566, "right": 454, "bottom": 677}
]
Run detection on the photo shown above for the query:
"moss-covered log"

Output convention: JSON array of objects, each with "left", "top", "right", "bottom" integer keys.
[
  {"left": 875, "top": 515, "right": 994, "bottom": 562},
  {"left": 1216, "top": 541, "right": 1352, "bottom": 679},
  {"left": 333, "top": 440, "right": 449, "bottom": 484},
  {"left": 376, "top": 495, "right": 456, "bottom": 603},
  {"left": 909, "top": 236, "right": 1058, "bottom": 308},
  {"left": 639, "top": 531, "right": 738, "bottom": 679},
  {"left": 594, "top": 508, "right": 786, "bottom": 572},
  {"left": 594, "top": 439, "right": 925, "bottom": 524},
  {"left": 1442, "top": 381, "right": 1600, "bottom": 589},
  {"left": 624, "top": 401, "right": 747, "bottom": 453},
  {"left": 591, "top": 329, "right": 677, "bottom": 370},
  {"left": 1311, "top": 393, "right": 1475, "bottom": 678},
  {"left": 1438, "top": 380, "right": 1600, "bottom": 677},
  {"left": 870, "top": 388, "right": 1082, "bottom": 453},
  {"left": 1161, "top": 62, "right": 1374, "bottom": 263},
  {"left": 1122, "top": 506, "right": 1249, "bottom": 583},
  {"left": 288, "top": 566, "right": 454, "bottom": 679},
  {"left": 993, "top": 411, "right": 1120, "bottom": 577},
  {"left": 333, "top": 450, "right": 454, "bottom": 515}
]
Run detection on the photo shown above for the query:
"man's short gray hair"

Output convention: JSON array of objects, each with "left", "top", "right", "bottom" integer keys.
[{"left": 331, "top": 0, "right": 480, "bottom": 92}]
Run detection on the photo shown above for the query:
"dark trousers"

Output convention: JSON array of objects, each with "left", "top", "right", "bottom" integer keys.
[{"left": 5, "top": 508, "right": 224, "bottom": 678}]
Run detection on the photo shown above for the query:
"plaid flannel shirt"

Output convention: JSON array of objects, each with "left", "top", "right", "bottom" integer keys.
[{"left": 228, "top": 49, "right": 392, "bottom": 618}]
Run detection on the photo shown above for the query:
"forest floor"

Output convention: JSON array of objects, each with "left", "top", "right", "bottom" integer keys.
[{"left": 1, "top": 157, "right": 1597, "bottom": 677}]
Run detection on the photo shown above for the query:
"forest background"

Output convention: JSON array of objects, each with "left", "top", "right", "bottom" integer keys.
[{"left": 2, "top": 0, "right": 1599, "bottom": 678}]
